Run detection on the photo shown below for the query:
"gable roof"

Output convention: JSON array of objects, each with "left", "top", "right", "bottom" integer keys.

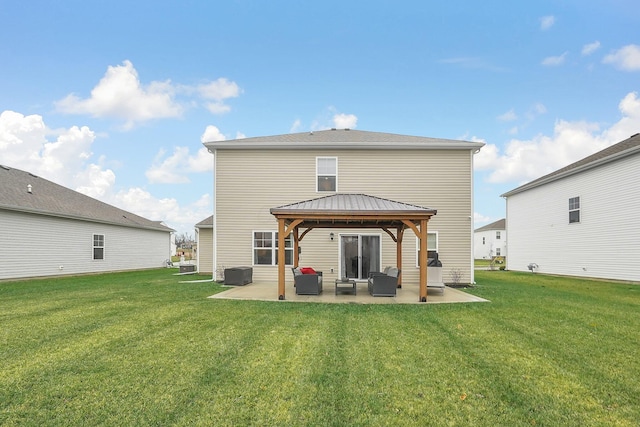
[
  {"left": 474, "top": 218, "right": 505, "bottom": 232},
  {"left": 195, "top": 215, "right": 213, "bottom": 228},
  {"left": 0, "top": 166, "right": 173, "bottom": 232},
  {"left": 204, "top": 128, "right": 484, "bottom": 151},
  {"left": 502, "top": 133, "right": 640, "bottom": 197}
]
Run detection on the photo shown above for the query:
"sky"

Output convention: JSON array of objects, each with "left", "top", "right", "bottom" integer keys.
[{"left": 1, "top": 1, "right": 639, "bottom": 235}]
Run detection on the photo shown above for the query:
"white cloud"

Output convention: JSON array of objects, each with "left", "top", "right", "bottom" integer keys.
[
  {"left": 333, "top": 113, "right": 358, "bottom": 129},
  {"left": 603, "top": 44, "right": 640, "bottom": 71},
  {"left": 540, "top": 15, "right": 555, "bottom": 30},
  {"left": 55, "top": 60, "right": 183, "bottom": 129},
  {"left": 582, "top": 41, "right": 601, "bottom": 56},
  {"left": 0, "top": 110, "right": 98, "bottom": 187},
  {"left": 146, "top": 145, "right": 213, "bottom": 184},
  {"left": 114, "top": 187, "right": 211, "bottom": 234},
  {"left": 290, "top": 119, "right": 302, "bottom": 133},
  {"left": 54, "top": 61, "right": 242, "bottom": 129},
  {"left": 541, "top": 52, "right": 568, "bottom": 66},
  {"left": 200, "top": 125, "right": 226, "bottom": 143},
  {"left": 474, "top": 212, "right": 493, "bottom": 227},
  {"left": 197, "top": 78, "right": 241, "bottom": 101},
  {"left": 475, "top": 91, "right": 640, "bottom": 184},
  {"left": 497, "top": 109, "right": 517, "bottom": 122}
]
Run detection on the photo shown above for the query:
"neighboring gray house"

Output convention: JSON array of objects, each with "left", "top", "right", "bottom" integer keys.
[
  {"left": 474, "top": 218, "right": 506, "bottom": 259},
  {"left": 195, "top": 215, "right": 214, "bottom": 275},
  {"left": 0, "top": 165, "right": 174, "bottom": 280},
  {"left": 204, "top": 128, "right": 484, "bottom": 298},
  {"left": 502, "top": 133, "right": 640, "bottom": 282}
]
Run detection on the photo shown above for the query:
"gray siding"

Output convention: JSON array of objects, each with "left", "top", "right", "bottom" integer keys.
[
  {"left": 0, "top": 210, "right": 171, "bottom": 280},
  {"left": 214, "top": 148, "right": 475, "bottom": 285},
  {"left": 506, "top": 153, "right": 640, "bottom": 281}
]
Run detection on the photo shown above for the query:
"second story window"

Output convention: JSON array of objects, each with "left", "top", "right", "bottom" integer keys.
[
  {"left": 496, "top": 231, "right": 501, "bottom": 239},
  {"left": 317, "top": 157, "right": 337, "bottom": 192},
  {"left": 569, "top": 196, "right": 580, "bottom": 223}
]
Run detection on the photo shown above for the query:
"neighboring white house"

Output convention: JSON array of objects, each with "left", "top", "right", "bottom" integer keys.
[
  {"left": 203, "top": 129, "right": 484, "bottom": 295},
  {"left": 0, "top": 165, "right": 174, "bottom": 280},
  {"left": 474, "top": 218, "right": 506, "bottom": 259},
  {"left": 501, "top": 133, "right": 640, "bottom": 282},
  {"left": 195, "top": 215, "right": 214, "bottom": 275}
]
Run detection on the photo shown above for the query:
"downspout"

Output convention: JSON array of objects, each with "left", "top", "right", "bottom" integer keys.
[{"left": 470, "top": 148, "right": 479, "bottom": 284}]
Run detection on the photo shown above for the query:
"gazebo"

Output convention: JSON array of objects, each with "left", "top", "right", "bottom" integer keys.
[{"left": 270, "top": 194, "right": 437, "bottom": 302}]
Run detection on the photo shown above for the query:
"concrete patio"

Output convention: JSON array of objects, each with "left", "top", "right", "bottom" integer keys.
[{"left": 208, "top": 280, "right": 489, "bottom": 304}]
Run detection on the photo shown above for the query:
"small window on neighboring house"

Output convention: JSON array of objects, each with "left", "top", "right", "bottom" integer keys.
[
  {"left": 496, "top": 231, "right": 501, "bottom": 239},
  {"left": 569, "top": 197, "right": 580, "bottom": 223},
  {"left": 93, "top": 234, "right": 105, "bottom": 260},
  {"left": 317, "top": 157, "right": 337, "bottom": 192},
  {"left": 496, "top": 248, "right": 501, "bottom": 256},
  {"left": 482, "top": 237, "right": 485, "bottom": 245},
  {"left": 253, "top": 231, "right": 293, "bottom": 266}
]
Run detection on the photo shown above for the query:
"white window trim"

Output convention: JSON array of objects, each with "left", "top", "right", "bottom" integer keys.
[
  {"left": 252, "top": 230, "right": 294, "bottom": 267},
  {"left": 93, "top": 233, "right": 105, "bottom": 261},
  {"left": 415, "top": 231, "right": 439, "bottom": 268},
  {"left": 569, "top": 196, "right": 581, "bottom": 224},
  {"left": 316, "top": 156, "right": 338, "bottom": 192}
]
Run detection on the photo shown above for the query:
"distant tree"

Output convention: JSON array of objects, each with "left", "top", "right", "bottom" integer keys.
[{"left": 175, "top": 232, "right": 194, "bottom": 248}]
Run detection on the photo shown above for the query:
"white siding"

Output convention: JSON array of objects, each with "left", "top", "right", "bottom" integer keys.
[
  {"left": 474, "top": 229, "right": 506, "bottom": 259},
  {"left": 506, "top": 153, "right": 640, "bottom": 281},
  {"left": 0, "top": 210, "right": 171, "bottom": 280},
  {"left": 214, "top": 148, "right": 475, "bottom": 286}
]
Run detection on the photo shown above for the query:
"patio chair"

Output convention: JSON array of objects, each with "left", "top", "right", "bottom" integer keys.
[
  {"left": 291, "top": 267, "right": 323, "bottom": 295},
  {"left": 368, "top": 268, "right": 401, "bottom": 296}
]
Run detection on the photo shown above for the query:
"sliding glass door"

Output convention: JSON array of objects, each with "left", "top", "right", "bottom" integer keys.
[{"left": 340, "top": 234, "right": 380, "bottom": 280}]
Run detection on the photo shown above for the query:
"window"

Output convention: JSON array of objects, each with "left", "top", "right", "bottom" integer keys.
[
  {"left": 93, "top": 234, "right": 105, "bottom": 260},
  {"left": 317, "top": 157, "right": 337, "bottom": 192},
  {"left": 569, "top": 196, "right": 580, "bottom": 223},
  {"left": 496, "top": 248, "right": 501, "bottom": 256},
  {"left": 253, "top": 231, "right": 293, "bottom": 266},
  {"left": 415, "top": 232, "right": 438, "bottom": 266},
  {"left": 496, "top": 231, "right": 501, "bottom": 239},
  {"left": 482, "top": 237, "right": 485, "bottom": 245}
]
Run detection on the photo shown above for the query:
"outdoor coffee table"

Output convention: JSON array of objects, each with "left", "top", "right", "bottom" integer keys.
[{"left": 335, "top": 278, "right": 357, "bottom": 295}]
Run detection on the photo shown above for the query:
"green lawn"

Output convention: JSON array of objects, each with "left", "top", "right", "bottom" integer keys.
[{"left": 1, "top": 269, "right": 638, "bottom": 426}]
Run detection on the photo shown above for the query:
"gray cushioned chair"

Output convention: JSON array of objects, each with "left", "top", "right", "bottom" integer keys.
[
  {"left": 368, "top": 267, "right": 401, "bottom": 296},
  {"left": 292, "top": 267, "right": 323, "bottom": 295}
]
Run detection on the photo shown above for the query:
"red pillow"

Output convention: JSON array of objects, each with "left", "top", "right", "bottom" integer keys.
[{"left": 300, "top": 267, "right": 316, "bottom": 275}]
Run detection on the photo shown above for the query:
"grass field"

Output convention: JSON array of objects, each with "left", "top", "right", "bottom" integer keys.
[{"left": 1, "top": 269, "right": 639, "bottom": 426}]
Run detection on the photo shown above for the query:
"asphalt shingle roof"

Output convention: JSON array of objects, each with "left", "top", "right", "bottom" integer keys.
[
  {"left": 204, "top": 128, "right": 484, "bottom": 151},
  {"left": 0, "top": 166, "right": 173, "bottom": 232},
  {"left": 502, "top": 133, "right": 640, "bottom": 197},
  {"left": 474, "top": 218, "right": 505, "bottom": 232},
  {"left": 195, "top": 215, "right": 213, "bottom": 228}
]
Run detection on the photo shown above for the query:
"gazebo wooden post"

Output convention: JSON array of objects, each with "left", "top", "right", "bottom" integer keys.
[
  {"left": 419, "top": 219, "right": 428, "bottom": 302},
  {"left": 396, "top": 226, "right": 404, "bottom": 288},
  {"left": 293, "top": 227, "right": 300, "bottom": 267},
  {"left": 277, "top": 218, "right": 286, "bottom": 300}
]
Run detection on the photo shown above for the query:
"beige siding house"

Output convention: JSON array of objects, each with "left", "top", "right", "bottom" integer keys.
[
  {"left": 204, "top": 129, "right": 483, "bottom": 291},
  {"left": 195, "top": 215, "right": 214, "bottom": 275}
]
